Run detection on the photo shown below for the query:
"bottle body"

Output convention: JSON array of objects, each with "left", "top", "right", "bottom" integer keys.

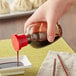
[
  {"left": 11, "top": 22, "right": 62, "bottom": 51},
  {"left": 25, "top": 22, "right": 62, "bottom": 48}
]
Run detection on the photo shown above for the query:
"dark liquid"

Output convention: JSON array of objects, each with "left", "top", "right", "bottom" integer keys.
[
  {"left": 30, "top": 36, "right": 59, "bottom": 48},
  {"left": 0, "top": 62, "right": 24, "bottom": 69},
  {"left": 17, "top": 51, "right": 19, "bottom": 66},
  {"left": 27, "top": 32, "right": 60, "bottom": 48}
]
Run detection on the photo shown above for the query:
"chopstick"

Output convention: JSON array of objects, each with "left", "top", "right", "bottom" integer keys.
[
  {"left": 57, "top": 54, "right": 69, "bottom": 76},
  {"left": 53, "top": 58, "right": 56, "bottom": 76}
]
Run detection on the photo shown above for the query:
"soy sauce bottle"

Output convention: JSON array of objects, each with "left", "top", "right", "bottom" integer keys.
[{"left": 11, "top": 22, "right": 62, "bottom": 51}]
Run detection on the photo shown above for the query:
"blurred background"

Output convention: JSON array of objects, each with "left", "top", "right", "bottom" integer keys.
[{"left": 0, "top": 0, "right": 47, "bottom": 40}]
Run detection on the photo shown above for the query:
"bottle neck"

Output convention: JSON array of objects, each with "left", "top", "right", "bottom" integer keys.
[{"left": 26, "top": 34, "right": 31, "bottom": 43}]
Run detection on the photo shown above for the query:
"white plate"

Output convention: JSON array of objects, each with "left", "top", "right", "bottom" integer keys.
[
  {"left": 0, "top": 55, "right": 32, "bottom": 76},
  {"left": 0, "top": 0, "right": 36, "bottom": 19}
]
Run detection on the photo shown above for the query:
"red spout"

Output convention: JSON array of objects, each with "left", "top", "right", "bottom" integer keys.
[{"left": 11, "top": 34, "right": 28, "bottom": 51}]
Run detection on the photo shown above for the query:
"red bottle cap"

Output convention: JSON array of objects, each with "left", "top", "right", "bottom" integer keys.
[{"left": 11, "top": 34, "right": 28, "bottom": 51}]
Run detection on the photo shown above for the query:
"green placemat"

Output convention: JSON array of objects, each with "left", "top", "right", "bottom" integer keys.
[{"left": 0, "top": 38, "right": 74, "bottom": 76}]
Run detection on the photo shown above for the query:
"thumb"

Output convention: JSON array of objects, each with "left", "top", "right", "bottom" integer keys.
[
  {"left": 24, "top": 7, "right": 45, "bottom": 33},
  {"left": 47, "top": 15, "right": 57, "bottom": 42}
]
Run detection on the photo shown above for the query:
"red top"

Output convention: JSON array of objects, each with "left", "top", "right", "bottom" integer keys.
[{"left": 11, "top": 34, "right": 28, "bottom": 51}]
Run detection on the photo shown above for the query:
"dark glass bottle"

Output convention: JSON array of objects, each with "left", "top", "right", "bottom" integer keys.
[{"left": 11, "top": 22, "right": 62, "bottom": 51}]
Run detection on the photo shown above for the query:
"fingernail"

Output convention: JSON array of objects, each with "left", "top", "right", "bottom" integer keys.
[{"left": 48, "top": 36, "right": 54, "bottom": 42}]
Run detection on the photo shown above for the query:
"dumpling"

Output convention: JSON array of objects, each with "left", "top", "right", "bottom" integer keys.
[
  {"left": 30, "top": 0, "right": 46, "bottom": 8},
  {"left": 0, "top": 0, "right": 10, "bottom": 14},
  {"left": 13, "top": 0, "right": 32, "bottom": 11}
]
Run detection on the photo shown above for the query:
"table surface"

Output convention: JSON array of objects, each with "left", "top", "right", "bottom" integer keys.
[{"left": 0, "top": 38, "right": 74, "bottom": 76}]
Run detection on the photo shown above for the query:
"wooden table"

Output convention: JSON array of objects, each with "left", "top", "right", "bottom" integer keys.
[{"left": 0, "top": 15, "right": 31, "bottom": 40}]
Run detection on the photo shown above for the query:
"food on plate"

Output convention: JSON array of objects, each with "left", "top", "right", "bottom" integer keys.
[
  {"left": 0, "top": 0, "right": 10, "bottom": 14},
  {"left": 30, "top": 0, "right": 47, "bottom": 8},
  {"left": 13, "top": 0, "right": 32, "bottom": 11}
]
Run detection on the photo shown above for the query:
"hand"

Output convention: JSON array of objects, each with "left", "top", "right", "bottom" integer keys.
[{"left": 24, "top": 0, "right": 73, "bottom": 42}]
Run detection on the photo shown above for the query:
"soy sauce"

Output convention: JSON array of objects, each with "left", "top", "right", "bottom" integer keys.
[
  {"left": 17, "top": 51, "right": 19, "bottom": 66},
  {"left": 27, "top": 32, "right": 60, "bottom": 48},
  {"left": 0, "top": 62, "right": 23, "bottom": 69},
  {"left": 30, "top": 35, "right": 59, "bottom": 48}
]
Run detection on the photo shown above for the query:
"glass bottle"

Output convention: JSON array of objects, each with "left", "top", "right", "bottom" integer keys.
[{"left": 11, "top": 22, "right": 62, "bottom": 51}]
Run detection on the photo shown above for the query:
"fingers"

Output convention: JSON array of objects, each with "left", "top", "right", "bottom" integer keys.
[
  {"left": 46, "top": 12, "right": 57, "bottom": 42},
  {"left": 24, "top": 5, "right": 46, "bottom": 33}
]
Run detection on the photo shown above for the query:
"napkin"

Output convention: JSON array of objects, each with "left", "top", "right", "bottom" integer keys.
[{"left": 37, "top": 51, "right": 76, "bottom": 76}]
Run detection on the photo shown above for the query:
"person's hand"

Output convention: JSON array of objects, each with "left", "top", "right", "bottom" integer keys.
[{"left": 24, "top": 0, "right": 74, "bottom": 42}]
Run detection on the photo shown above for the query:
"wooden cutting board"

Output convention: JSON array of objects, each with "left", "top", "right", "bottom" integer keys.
[{"left": 59, "top": 6, "right": 76, "bottom": 52}]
